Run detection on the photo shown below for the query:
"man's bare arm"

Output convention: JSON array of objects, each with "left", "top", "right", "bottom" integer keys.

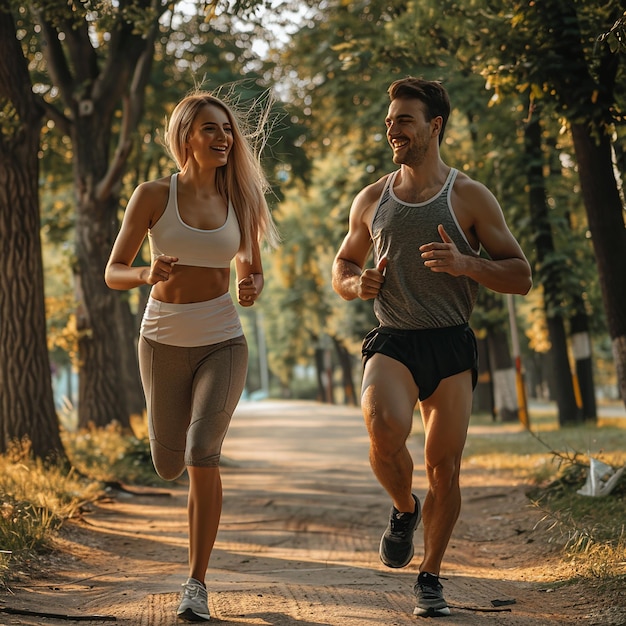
[
  {"left": 421, "top": 178, "right": 532, "bottom": 295},
  {"left": 420, "top": 224, "right": 532, "bottom": 295},
  {"left": 332, "top": 181, "right": 387, "bottom": 301},
  {"left": 332, "top": 256, "right": 387, "bottom": 301}
]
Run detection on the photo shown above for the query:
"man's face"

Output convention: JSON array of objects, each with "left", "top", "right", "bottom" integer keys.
[{"left": 385, "top": 98, "right": 437, "bottom": 167}]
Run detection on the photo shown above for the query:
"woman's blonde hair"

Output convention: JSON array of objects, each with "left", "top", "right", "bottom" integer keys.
[{"left": 164, "top": 89, "right": 279, "bottom": 261}]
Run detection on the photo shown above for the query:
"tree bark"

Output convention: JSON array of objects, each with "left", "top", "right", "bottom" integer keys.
[
  {"left": 32, "top": 2, "right": 163, "bottom": 427},
  {"left": 545, "top": 136, "right": 598, "bottom": 423},
  {"left": 74, "top": 187, "right": 133, "bottom": 429},
  {"left": 314, "top": 347, "right": 334, "bottom": 404},
  {"left": 569, "top": 123, "right": 626, "bottom": 409},
  {"left": 532, "top": 0, "right": 626, "bottom": 408},
  {"left": 525, "top": 108, "right": 582, "bottom": 425},
  {"left": 116, "top": 293, "right": 146, "bottom": 418},
  {"left": 331, "top": 336, "right": 357, "bottom": 406},
  {"left": 0, "top": 7, "right": 66, "bottom": 461}
]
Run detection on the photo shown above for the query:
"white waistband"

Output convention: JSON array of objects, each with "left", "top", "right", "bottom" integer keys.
[{"left": 140, "top": 292, "right": 243, "bottom": 347}]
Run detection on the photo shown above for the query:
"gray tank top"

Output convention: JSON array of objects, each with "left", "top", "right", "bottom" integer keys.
[{"left": 371, "top": 168, "right": 480, "bottom": 329}]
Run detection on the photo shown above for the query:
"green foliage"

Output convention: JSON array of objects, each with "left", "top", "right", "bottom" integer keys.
[
  {"left": 471, "top": 289, "right": 510, "bottom": 332},
  {"left": 597, "top": 11, "right": 626, "bottom": 53},
  {"left": 62, "top": 421, "right": 164, "bottom": 486},
  {"left": 279, "top": 0, "right": 619, "bottom": 388},
  {"left": 260, "top": 144, "right": 381, "bottom": 388},
  {"left": 0, "top": 101, "right": 22, "bottom": 139},
  {"left": 28, "top": 0, "right": 622, "bottom": 402},
  {"left": 38, "top": 2, "right": 312, "bottom": 389},
  {"left": 277, "top": 1, "right": 421, "bottom": 149},
  {"left": 474, "top": 0, "right": 626, "bottom": 131}
]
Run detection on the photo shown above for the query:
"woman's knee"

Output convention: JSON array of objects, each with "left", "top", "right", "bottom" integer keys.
[
  {"left": 150, "top": 440, "right": 186, "bottom": 481},
  {"left": 153, "top": 460, "right": 186, "bottom": 482}
]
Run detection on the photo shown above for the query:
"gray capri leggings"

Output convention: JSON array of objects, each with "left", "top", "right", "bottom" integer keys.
[{"left": 138, "top": 334, "right": 248, "bottom": 480}]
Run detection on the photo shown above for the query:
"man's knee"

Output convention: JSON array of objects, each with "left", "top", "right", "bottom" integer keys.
[
  {"left": 365, "top": 413, "right": 409, "bottom": 462},
  {"left": 425, "top": 456, "right": 461, "bottom": 492}
]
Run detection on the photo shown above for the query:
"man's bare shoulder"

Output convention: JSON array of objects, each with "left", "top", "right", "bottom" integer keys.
[
  {"left": 452, "top": 171, "right": 497, "bottom": 203},
  {"left": 361, "top": 173, "right": 392, "bottom": 200},
  {"left": 352, "top": 173, "right": 393, "bottom": 215},
  {"left": 452, "top": 172, "right": 499, "bottom": 213}
]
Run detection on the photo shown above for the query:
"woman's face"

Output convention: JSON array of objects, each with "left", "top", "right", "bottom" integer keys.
[{"left": 185, "top": 103, "right": 234, "bottom": 168}]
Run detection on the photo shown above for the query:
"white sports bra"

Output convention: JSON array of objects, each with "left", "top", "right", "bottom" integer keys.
[{"left": 148, "top": 173, "right": 241, "bottom": 268}]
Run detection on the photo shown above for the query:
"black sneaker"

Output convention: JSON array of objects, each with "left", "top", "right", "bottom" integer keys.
[
  {"left": 379, "top": 494, "right": 421, "bottom": 568},
  {"left": 413, "top": 572, "right": 450, "bottom": 617}
]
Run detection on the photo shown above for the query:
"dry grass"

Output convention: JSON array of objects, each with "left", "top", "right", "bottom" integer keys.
[
  {"left": 0, "top": 418, "right": 160, "bottom": 585},
  {"left": 459, "top": 407, "right": 626, "bottom": 583}
]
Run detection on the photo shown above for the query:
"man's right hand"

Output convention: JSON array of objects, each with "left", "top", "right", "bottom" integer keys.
[{"left": 358, "top": 257, "right": 387, "bottom": 300}]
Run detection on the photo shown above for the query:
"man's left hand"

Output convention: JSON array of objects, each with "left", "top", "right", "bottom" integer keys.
[{"left": 420, "top": 224, "right": 466, "bottom": 277}]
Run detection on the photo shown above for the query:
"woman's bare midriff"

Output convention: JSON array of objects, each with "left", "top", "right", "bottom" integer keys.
[{"left": 150, "top": 265, "right": 231, "bottom": 304}]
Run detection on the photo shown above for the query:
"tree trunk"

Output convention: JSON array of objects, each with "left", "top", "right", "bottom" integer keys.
[
  {"left": 532, "top": 0, "right": 626, "bottom": 408},
  {"left": 525, "top": 108, "right": 582, "bottom": 425},
  {"left": 472, "top": 335, "right": 496, "bottom": 419},
  {"left": 115, "top": 292, "right": 146, "bottom": 418},
  {"left": 0, "top": 8, "right": 66, "bottom": 461},
  {"left": 314, "top": 346, "right": 334, "bottom": 404},
  {"left": 570, "top": 123, "right": 626, "bottom": 409},
  {"left": 545, "top": 136, "right": 598, "bottom": 423},
  {"left": 488, "top": 328, "right": 519, "bottom": 423},
  {"left": 33, "top": 2, "right": 163, "bottom": 429},
  {"left": 612, "top": 133, "right": 626, "bottom": 198},
  {"left": 570, "top": 309, "right": 597, "bottom": 421},
  {"left": 74, "top": 186, "right": 131, "bottom": 430},
  {"left": 545, "top": 315, "right": 581, "bottom": 424},
  {"left": 331, "top": 336, "right": 357, "bottom": 406}
]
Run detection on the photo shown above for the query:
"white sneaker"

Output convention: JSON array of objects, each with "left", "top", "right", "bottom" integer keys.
[{"left": 177, "top": 578, "right": 210, "bottom": 622}]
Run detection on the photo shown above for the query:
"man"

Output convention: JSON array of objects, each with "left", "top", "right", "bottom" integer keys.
[{"left": 331, "top": 77, "right": 532, "bottom": 618}]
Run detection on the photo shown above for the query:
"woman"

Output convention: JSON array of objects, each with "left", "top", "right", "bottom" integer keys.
[{"left": 105, "top": 89, "right": 279, "bottom": 622}]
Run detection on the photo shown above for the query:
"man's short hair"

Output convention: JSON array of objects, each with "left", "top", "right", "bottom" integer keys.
[{"left": 388, "top": 77, "right": 450, "bottom": 144}]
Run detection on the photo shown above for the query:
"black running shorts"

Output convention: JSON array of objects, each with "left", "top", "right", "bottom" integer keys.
[{"left": 361, "top": 323, "right": 478, "bottom": 401}]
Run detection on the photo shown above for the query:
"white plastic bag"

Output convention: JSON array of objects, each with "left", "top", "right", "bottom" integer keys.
[{"left": 577, "top": 457, "right": 625, "bottom": 497}]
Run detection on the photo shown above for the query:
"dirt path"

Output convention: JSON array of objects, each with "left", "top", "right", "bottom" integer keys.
[{"left": 1, "top": 401, "right": 622, "bottom": 625}]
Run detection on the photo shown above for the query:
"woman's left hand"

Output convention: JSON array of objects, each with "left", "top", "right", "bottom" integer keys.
[{"left": 238, "top": 274, "right": 259, "bottom": 307}]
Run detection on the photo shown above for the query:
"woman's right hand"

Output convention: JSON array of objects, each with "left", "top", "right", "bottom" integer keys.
[{"left": 147, "top": 255, "right": 178, "bottom": 285}]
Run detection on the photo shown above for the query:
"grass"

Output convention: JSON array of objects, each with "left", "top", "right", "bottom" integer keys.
[
  {"left": 0, "top": 416, "right": 161, "bottom": 585},
  {"left": 458, "top": 407, "right": 626, "bottom": 583},
  {"left": 0, "top": 438, "right": 102, "bottom": 584}
]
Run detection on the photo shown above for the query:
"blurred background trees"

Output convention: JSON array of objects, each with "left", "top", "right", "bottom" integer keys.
[{"left": 1, "top": 0, "right": 625, "bottom": 460}]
